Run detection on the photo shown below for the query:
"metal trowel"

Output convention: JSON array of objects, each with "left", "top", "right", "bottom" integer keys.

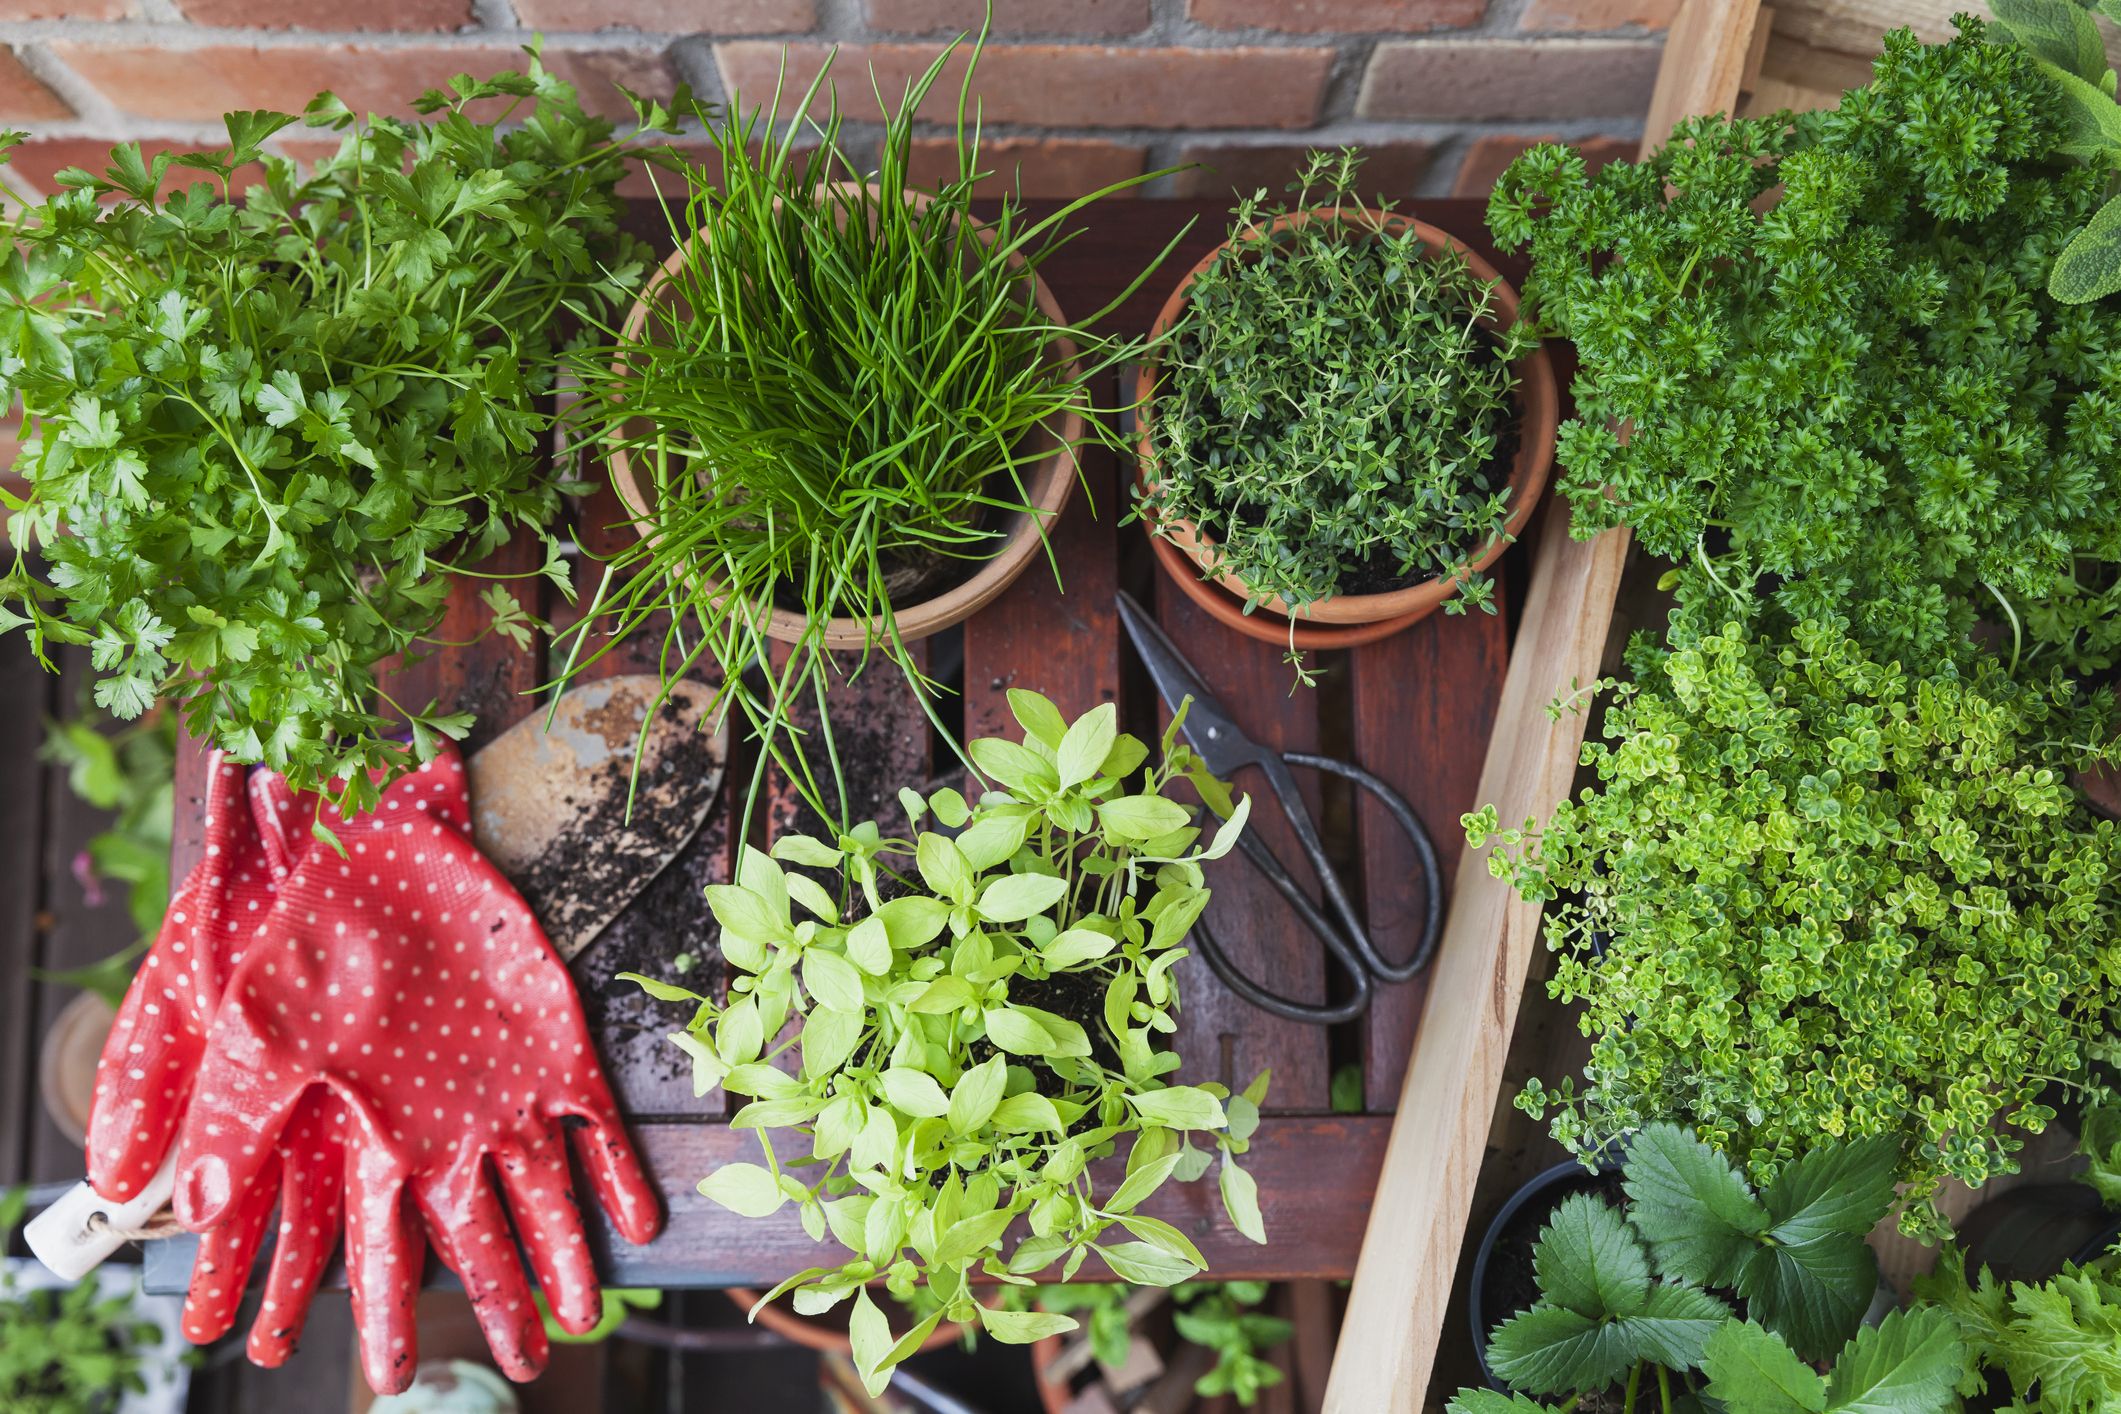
[{"left": 467, "top": 674, "right": 727, "bottom": 960}]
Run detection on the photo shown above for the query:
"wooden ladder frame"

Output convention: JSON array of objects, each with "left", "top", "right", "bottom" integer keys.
[{"left": 1321, "top": 2, "right": 1774, "bottom": 1405}]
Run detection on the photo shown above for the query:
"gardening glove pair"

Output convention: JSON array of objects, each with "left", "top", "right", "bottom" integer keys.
[
  {"left": 87, "top": 751, "right": 348, "bottom": 1368},
  {"left": 90, "top": 746, "right": 662, "bottom": 1394}
]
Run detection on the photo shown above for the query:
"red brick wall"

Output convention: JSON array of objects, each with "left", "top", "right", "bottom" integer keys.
[{"left": 0, "top": 0, "right": 1668, "bottom": 206}]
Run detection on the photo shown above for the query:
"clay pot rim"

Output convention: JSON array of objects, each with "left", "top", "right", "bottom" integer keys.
[
  {"left": 1144, "top": 524, "right": 1430, "bottom": 651},
  {"left": 608, "top": 183, "right": 1087, "bottom": 651},
  {"left": 1133, "top": 205, "right": 1558, "bottom": 627}
]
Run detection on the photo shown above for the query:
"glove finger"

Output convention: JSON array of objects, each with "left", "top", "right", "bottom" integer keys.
[
  {"left": 415, "top": 1161, "right": 548, "bottom": 1383},
  {"left": 171, "top": 1031, "right": 307, "bottom": 1232},
  {"left": 247, "top": 1097, "right": 347, "bottom": 1369},
  {"left": 493, "top": 1130, "right": 601, "bottom": 1335},
  {"left": 179, "top": 1153, "right": 278, "bottom": 1346},
  {"left": 562, "top": 1104, "right": 661, "bottom": 1247},
  {"left": 345, "top": 1155, "right": 422, "bottom": 1396},
  {"left": 89, "top": 756, "right": 258, "bottom": 1202}
]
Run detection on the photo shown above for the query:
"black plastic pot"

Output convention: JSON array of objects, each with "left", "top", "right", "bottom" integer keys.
[
  {"left": 1958, "top": 1182, "right": 2121, "bottom": 1284},
  {"left": 1467, "top": 1156, "right": 1622, "bottom": 1389}
]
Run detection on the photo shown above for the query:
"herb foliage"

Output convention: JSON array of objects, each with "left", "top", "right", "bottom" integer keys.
[
  {"left": 557, "top": 28, "right": 1172, "bottom": 827},
  {"left": 1143, "top": 148, "right": 1534, "bottom": 621},
  {"left": 0, "top": 53, "right": 685, "bottom": 815},
  {"left": 1467, "top": 611, "right": 2121, "bottom": 1236},
  {"left": 623, "top": 692, "right": 1263, "bottom": 1393},
  {"left": 1450, "top": 1127, "right": 1934, "bottom": 1413},
  {"left": 1488, "top": 19, "right": 2121, "bottom": 669},
  {"left": 0, "top": 1190, "right": 165, "bottom": 1414}
]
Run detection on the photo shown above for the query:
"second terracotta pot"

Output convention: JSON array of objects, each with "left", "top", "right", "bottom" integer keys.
[
  {"left": 1135, "top": 207, "right": 1559, "bottom": 642},
  {"left": 609, "top": 184, "right": 1086, "bottom": 652}
]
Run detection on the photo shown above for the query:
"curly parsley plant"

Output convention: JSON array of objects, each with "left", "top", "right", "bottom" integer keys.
[
  {"left": 0, "top": 53, "right": 687, "bottom": 814},
  {"left": 1488, "top": 19, "right": 2121, "bottom": 669},
  {"left": 1467, "top": 610, "right": 2121, "bottom": 1237},
  {"left": 626, "top": 692, "right": 1266, "bottom": 1394},
  {"left": 1143, "top": 148, "right": 1535, "bottom": 620}
]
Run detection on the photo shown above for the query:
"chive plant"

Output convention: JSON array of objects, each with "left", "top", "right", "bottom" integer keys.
[{"left": 556, "top": 29, "right": 1177, "bottom": 830}]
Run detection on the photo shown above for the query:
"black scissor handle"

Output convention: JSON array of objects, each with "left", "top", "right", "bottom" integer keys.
[{"left": 1188, "top": 751, "right": 1448, "bottom": 1026}]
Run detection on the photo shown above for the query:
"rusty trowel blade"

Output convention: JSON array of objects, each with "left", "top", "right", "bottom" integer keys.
[{"left": 467, "top": 675, "right": 726, "bottom": 960}]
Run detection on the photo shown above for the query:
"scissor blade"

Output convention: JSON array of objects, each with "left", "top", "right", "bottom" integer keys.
[{"left": 1115, "top": 591, "right": 1276, "bottom": 778}]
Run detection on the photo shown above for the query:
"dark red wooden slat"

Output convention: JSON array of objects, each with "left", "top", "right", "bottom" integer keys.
[
  {"left": 961, "top": 447, "right": 1121, "bottom": 744},
  {"left": 1154, "top": 589, "right": 1332, "bottom": 1111},
  {"left": 1350, "top": 609, "right": 1509, "bottom": 1111},
  {"left": 0, "top": 632, "right": 50, "bottom": 1184}
]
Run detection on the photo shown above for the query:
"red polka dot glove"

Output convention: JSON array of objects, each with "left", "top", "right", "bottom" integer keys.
[
  {"left": 170, "top": 746, "right": 662, "bottom": 1395},
  {"left": 85, "top": 753, "right": 349, "bottom": 1368}
]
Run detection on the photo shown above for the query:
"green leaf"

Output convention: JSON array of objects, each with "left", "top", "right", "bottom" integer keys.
[
  {"left": 1700, "top": 1320, "right": 1829, "bottom": 1414},
  {"left": 975, "top": 871, "right": 1069, "bottom": 923},
  {"left": 2052, "top": 192, "right": 2121, "bottom": 303},
  {"left": 1220, "top": 1158, "right": 1266, "bottom": 1243},
  {"left": 880, "top": 1067, "right": 951, "bottom": 1119},
  {"left": 802, "top": 947, "right": 865, "bottom": 1013},
  {"left": 1735, "top": 1235, "right": 1878, "bottom": 1364},
  {"left": 916, "top": 833, "right": 974, "bottom": 902},
  {"left": 1485, "top": 1305, "right": 1638, "bottom": 1396},
  {"left": 2036, "top": 57, "right": 2121, "bottom": 157},
  {"left": 1447, "top": 1392, "right": 1557, "bottom": 1414},
  {"left": 1097, "top": 1239, "right": 1201, "bottom": 1286},
  {"left": 1058, "top": 702, "right": 1118, "bottom": 788},
  {"left": 1533, "top": 1193, "right": 1652, "bottom": 1319},
  {"left": 983, "top": 1005, "right": 1091, "bottom": 1058},
  {"left": 846, "top": 915, "right": 891, "bottom": 976},
  {"left": 991, "top": 1092, "right": 1064, "bottom": 1134},
  {"left": 1099, "top": 793, "right": 1194, "bottom": 841},
  {"left": 1994, "top": 0, "right": 2110, "bottom": 80},
  {"left": 617, "top": 971, "right": 703, "bottom": 1003},
  {"left": 1105, "top": 1149, "right": 1182, "bottom": 1213},
  {"left": 1127, "top": 1085, "right": 1228, "bottom": 1131},
  {"left": 977, "top": 1304, "right": 1077, "bottom": 1343},
  {"left": 848, "top": 1288, "right": 894, "bottom": 1397},
  {"left": 936, "top": 1206, "right": 1016, "bottom": 1265},
  {"left": 1043, "top": 927, "right": 1117, "bottom": 968},
  {"left": 698, "top": 1162, "right": 788, "bottom": 1218},
  {"left": 947, "top": 1055, "right": 1007, "bottom": 1135},
  {"left": 1625, "top": 1123, "right": 1769, "bottom": 1285},
  {"left": 1007, "top": 689, "right": 1068, "bottom": 750},
  {"left": 1761, "top": 1136, "right": 1900, "bottom": 1245},
  {"left": 1821, "top": 1307, "right": 1961, "bottom": 1414},
  {"left": 1627, "top": 1283, "right": 1736, "bottom": 1370}
]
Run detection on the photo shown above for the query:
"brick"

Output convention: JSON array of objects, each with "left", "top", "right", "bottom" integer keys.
[
  {"left": 1450, "top": 131, "right": 1633, "bottom": 197},
  {"left": 716, "top": 41, "right": 1331, "bottom": 129},
  {"left": 0, "top": 49, "right": 71, "bottom": 122},
  {"left": 52, "top": 43, "right": 673, "bottom": 123},
  {"left": 0, "top": 0, "right": 127, "bottom": 16},
  {"left": 1520, "top": 0, "right": 1679, "bottom": 30},
  {"left": 1171, "top": 139, "right": 1432, "bottom": 200},
  {"left": 1190, "top": 0, "right": 1482, "bottom": 33},
  {"left": 865, "top": 0, "right": 1148, "bottom": 36},
  {"left": 1358, "top": 39, "right": 1662, "bottom": 120},
  {"left": 172, "top": 0, "right": 472, "bottom": 28},
  {"left": 907, "top": 135, "right": 1144, "bottom": 197},
  {"left": 514, "top": 0, "right": 814, "bottom": 30}
]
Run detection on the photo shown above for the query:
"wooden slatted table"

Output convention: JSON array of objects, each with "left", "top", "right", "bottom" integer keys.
[{"left": 151, "top": 196, "right": 1532, "bottom": 1294}]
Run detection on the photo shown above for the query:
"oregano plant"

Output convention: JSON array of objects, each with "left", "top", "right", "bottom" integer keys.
[
  {"left": 626, "top": 692, "right": 1266, "bottom": 1394},
  {"left": 1467, "top": 609, "right": 2121, "bottom": 1236}
]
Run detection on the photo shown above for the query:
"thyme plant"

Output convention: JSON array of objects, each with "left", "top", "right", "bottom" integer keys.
[
  {"left": 1467, "top": 609, "right": 2121, "bottom": 1237},
  {"left": 0, "top": 54, "right": 683, "bottom": 815},
  {"left": 1143, "top": 149, "right": 1534, "bottom": 621},
  {"left": 557, "top": 30, "right": 1174, "bottom": 827}
]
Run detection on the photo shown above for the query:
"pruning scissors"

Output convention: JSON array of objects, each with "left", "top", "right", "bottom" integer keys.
[{"left": 1116, "top": 591, "right": 1446, "bottom": 1025}]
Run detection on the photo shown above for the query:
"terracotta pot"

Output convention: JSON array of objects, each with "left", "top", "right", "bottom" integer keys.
[
  {"left": 1030, "top": 1334, "right": 1071, "bottom": 1414},
  {"left": 1135, "top": 207, "right": 1559, "bottom": 635},
  {"left": 609, "top": 184, "right": 1086, "bottom": 652},
  {"left": 40, "top": 991, "right": 115, "bottom": 1146},
  {"left": 722, "top": 1285, "right": 962, "bottom": 1357},
  {"left": 1145, "top": 522, "right": 1431, "bottom": 651}
]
